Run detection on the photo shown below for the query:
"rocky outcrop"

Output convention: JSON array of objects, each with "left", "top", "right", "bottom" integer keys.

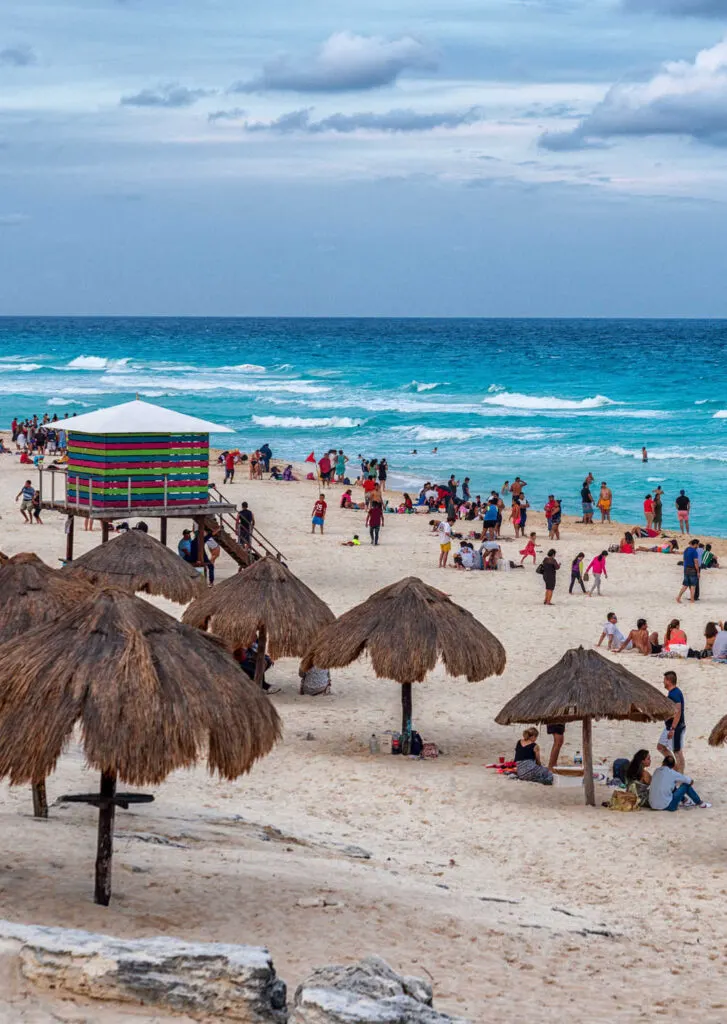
[
  {"left": 0, "top": 920, "right": 287, "bottom": 1022},
  {"left": 290, "top": 956, "right": 470, "bottom": 1024}
]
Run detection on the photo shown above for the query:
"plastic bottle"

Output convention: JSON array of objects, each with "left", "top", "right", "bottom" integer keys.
[
  {"left": 369, "top": 734, "right": 380, "bottom": 755},
  {"left": 574, "top": 750, "right": 583, "bottom": 765}
]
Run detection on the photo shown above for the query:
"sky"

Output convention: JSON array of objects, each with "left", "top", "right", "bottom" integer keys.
[{"left": 1, "top": 0, "right": 727, "bottom": 316}]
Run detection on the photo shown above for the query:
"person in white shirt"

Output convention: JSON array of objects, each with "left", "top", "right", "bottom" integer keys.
[
  {"left": 597, "top": 612, "right": 629, "bottom": 650},
  {"left": 648, "top": 755, "right": 710, "bottom": 811},
  {"left": 437, "top": 520, "right": 452, "bottom": 568}
]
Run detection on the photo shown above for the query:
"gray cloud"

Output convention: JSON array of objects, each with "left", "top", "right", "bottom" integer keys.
[
  {"left": 121, "top": 83, "right": 214, "bottom": 108},
  {"left": 231, "top": 31, "right": 434, "bottom": 93},
  {"left": 624, "top": 0, "right": 727, "bottom": 16},
  {"left": 208, "top": 107, "right": 247, "bottom": 122},
  {"left": 0, "top": 46, "right": 37, "bottom": 67},
  {"left": 539, "top": 37, "right": 727, "bottom": 150},
  {"left": 243, "top": 106, "right": 486, "bottom": 134}
]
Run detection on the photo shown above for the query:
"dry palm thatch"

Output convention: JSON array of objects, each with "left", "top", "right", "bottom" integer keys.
[
  {"left": 301, "top": 576, "right": 506, "bottom": 741},
  {"left": 183, "top": 556, "right": 335, "bottom": 685},
  {"left": 0, "top": 551, "right": 8, "bottom": 565},
  {"left": 0, "top": 586, "right": 281, "bottom": 905},
  {"left": 0, "top": 552, "right": 95, "bottom": 645},
  {"left": 495, "top": 646, "right": 674, "bottom": 806},
  {"left": 63, "top": 529, "right": 204, "bottom": 604},
  {"left": 709, "top": 716, "right": 727, "bottom": 747}
]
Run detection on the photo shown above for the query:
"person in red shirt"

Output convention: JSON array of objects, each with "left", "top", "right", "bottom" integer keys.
[
  {"left": 311, "top": 494, "right": 327, "bottom": 534},
  {"left": 224, "top": 451, "right": 235, "bottom": 485},
  {"left": 318, "top": 455, "right": 332, "bottom": 487},
  {"left": 362, "top": 475, "right": 377, "bottom": 508},
  {"left": 365, "top": 500, "right": 384, "bottom": 545},
  {"left": 643, "top": 494, "right": 654, "bottom": 530}
]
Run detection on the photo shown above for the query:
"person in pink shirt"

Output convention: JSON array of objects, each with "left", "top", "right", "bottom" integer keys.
[{"left": 586, "top": 550, "right": 608, "bottom": 596}]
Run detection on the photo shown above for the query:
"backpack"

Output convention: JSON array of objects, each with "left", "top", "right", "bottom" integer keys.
[{"left": 410, "top": 731, "right": 424, "bottom": 757}]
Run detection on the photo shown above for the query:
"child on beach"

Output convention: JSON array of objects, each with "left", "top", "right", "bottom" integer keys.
[
  {"left": 520, "top": 532, "right": 537, "bottom": 565},
  {"left": 311, "top": 494, "right": 327, "bottom": 534},
  {"left": 569, "top": 552, "right": 586, "bottom": 594}
]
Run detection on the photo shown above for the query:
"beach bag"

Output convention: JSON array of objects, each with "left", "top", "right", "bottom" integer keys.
[
  {"left": 422, "top": 742, "right": 439, "bottom": 759},
  {"left": 583, "top": 572, "right": 590, "bottom": 582},
  {"left": 410, "top": 731, "right": 424, "bottom": 756},
  {"left": 535, "top": 562, "right": 545, "bottom": 575},
  {"left": 607, "top": 789, "right": 639, "bottom": 812}
]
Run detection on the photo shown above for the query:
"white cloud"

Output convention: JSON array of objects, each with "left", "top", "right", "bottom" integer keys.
[{"left": 231, "top": 31, "right": 435, "bottom": 93}]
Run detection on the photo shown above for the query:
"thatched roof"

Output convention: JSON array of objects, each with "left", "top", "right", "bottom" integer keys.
[
  {"left": 495, "top": 646, "right": 675, "bottom": 725},
  {"left": 0, "top": 552, "right": 95, "bottom": 645},
  {"left": 182, "top": 556, "right": 335, "bottom": 657},
  {"left": 64, "top": 530, "right": 205, "bottom": 604},
  {"left": 300, "top": 576, "right": 506, "bottom": 684},
  {"left": 709, "top": 716, "right": 727, "bottom": 747},
  {"left": 0, "top": 551, "right": 8, "bottom": 565},
  {"left": 0, "top": 587, "right": 281, "bottom": 786}
]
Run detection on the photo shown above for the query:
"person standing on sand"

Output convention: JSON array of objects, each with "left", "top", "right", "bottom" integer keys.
[
  {"left": 378, "top": 458, "right": 388, "bottom": 493},
  {"left": 569, "top": 552, "right": 586, "bottom": 594},
  {"left": 365, "top": 500, "right": 383, "bottom": 546},
  {"left": 597, "top": 482, "right": 612, "bottom": 523},
  {"left": 15, "top": 479, "right": 35, "bottom": 524},
  {"left": 657, "top": 671, "right": 687, "bottom": 773},
  {"left": 580, "top": 478, "right": 594, "bottom": 524},
  {"left": 520, "top": 531, "right": 537, "bottom": 565},
  {"left": 675, "top": 490, "right": 691, "bottom": 533},
  {"left": 676, "top": 539, "right": 700, "bottom": 603},
  {"left": 510, "top": 497, "right": 523, "bottom": 538},
  {"left": 223, "top": 450, "right": 235, "bottom": 485},
  {"left": 236, "top": 501, "right": 255, "bottom": 547},
  {"left": 438, "top": 519, "right": 452, "bottom": 568},
  {"left": 311, "top": 494, "right": 327, "bottom": 534},
  {"left": 653, "top": 486, "right": 663, "bottom": 531},
  {"left": 540, "top": 549, "right": 560, "bottom": 605},
  {"left": 335, "top": 450, "right": 348, "bottom": 482},
  {"left": 643, "top": 494, "right": 654, "bottom": 530},
  {"left": 586, "top": 550, "right": 608, "bottom": 596}
]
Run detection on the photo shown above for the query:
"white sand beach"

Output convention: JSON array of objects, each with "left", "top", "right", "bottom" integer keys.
[{"left": 2, "top": 454, "right": 727, "bottom": 1021}]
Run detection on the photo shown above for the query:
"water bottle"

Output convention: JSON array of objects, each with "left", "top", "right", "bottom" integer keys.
[
  {"left": 369, "top": 734, "right": 380, "bottom": 755},
  {"left": 574, "top": 750, "right": 583, "bottom": 766}
]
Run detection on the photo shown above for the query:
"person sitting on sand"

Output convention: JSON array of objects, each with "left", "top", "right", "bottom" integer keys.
[
  {"left": 702, "top": 544, "right": 719, "bottom": 569},
  {"left": 282, "top": 465, "right": 296, "bottom": 481},
  {"left": 664, "top": 619, "right": 688, "bottom": 652},
  {"left": 340, "top": 489, "right": 362, "bottom": 510},
  {"left": 341, "top": 535, "right": 361, "bottom": 547},
  {"left": 597, "top": 612, "right": 629, "bottom": 650},
  {"left": 688, "top": 621, "right": 719, "bottom": 659},
  {"left": 619, "top": 532, "right": 635, "bottom": 554},
  {"left": 649, "top": 754, "right": 710, "bottom": 811},
  {"left": 514, "top": 728, "right": 553, "bottom": 785},
  {"left": 617, "top": 618, "right": 661, "bottom": 655},
  {"left": 625, "top": 749, "right": 652, "bottom": 806}
]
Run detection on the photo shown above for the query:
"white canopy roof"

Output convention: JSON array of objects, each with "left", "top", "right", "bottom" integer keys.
[{"left": 64, "top": 400, "right": 233, "bottom": 435}]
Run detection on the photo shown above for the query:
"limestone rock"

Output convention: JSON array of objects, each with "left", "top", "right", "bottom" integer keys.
[
  {"left": 290, "top": 989, "right": 470, "bottom": 1024},
  {"left": 291, "top": 957, "right": 470, "bottom": 1024},
  {"left": 0, "top": 920, "right": 286, "bottom": 1022}
]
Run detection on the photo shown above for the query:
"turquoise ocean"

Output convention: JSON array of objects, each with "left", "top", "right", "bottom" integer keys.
[{"left": 1, "top": 317, "right": 726, "bottom": 533}]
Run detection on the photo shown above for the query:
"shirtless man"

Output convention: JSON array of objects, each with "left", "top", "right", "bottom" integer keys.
[
  {"left": 510, "top": 477, "right": 527, "bottom": 498},
  {"left": 617, "top": 618, "right": 661, "bottom": 656}
]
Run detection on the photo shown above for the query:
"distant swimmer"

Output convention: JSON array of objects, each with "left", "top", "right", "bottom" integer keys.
[
  {"left": 642, "top": 446, "right": 648, "bottom": 463},
  {"left": 411, "top": 449, "right": 418, "bottom": 454},
  {"left": 431, "top": 447, "right": 438, "bottom": 453}
]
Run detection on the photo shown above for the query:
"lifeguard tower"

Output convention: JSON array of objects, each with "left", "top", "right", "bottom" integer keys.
[{"left": 38, "top": 399, "right": 237, "bottom": 559}]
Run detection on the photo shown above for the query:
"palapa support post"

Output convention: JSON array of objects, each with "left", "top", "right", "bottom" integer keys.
[
  {"left": 101, "top": 520, "right": 110, "bottom": 545},
  {"left": 195, "top": 517, "right": 206, "bottom": 580},
  {"left": 32, "top": 780, "right": 48, "bottom": 819},
  {"left": 65, "top": 514, "right": 75, "bottom": 563},
  {"left": 160, "top": 516, "right": 167, "bottom": 546},
  {"left": 401, "top": 683, "right": 413, "bottom": 746},
  {"left": 582, "top": 716, "right": 595, "bottom": 807},
  {"left": 255, "top": 625, "right": 268, "bottom": 689},
  {"left": 94, "top": 770, "right": 117, "bottom": 906}
]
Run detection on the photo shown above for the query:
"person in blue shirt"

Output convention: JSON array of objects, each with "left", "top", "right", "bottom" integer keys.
[
  {"left": 177, "top": 529, "right": 194, "bottom": 563},
  {"left": 676, "top": 539, "right": 701, "bottom": 604},
  {"left": 481, "top": 500, "right": 499, "bottom": 541},
  {"left": 657, "top": 670, "right": 686, "bottom": 773}
]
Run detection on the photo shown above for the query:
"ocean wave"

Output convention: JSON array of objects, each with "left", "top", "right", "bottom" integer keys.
[
  {"left": 221, "top": 363, "right": 267, "bottom": 373},
  {"left": 609, "top": 445, "right": 727, "bottom": 463},
  {"left": 482, "top": 391, "right": 617, "bottom": 411},
  {"left": 47, "top": 398, "right": 91, "bottom": 407},
  {"left": 100, "top": 374, "right": 330, "bottom": 395},
  {"left": 391, "top": 425, "right": 552, "bottom": 443},
  {"left": 15, "top": 363, "right": 44, "bottom": 372},
  {"left": 713, "top": 410, "right": 727, "bottom": 419},
  {"left": 405, "top": 381, "right": 446, "bottom": 393},
  {"left": 67, "top": 356, "right": 132, "bottom": 371},
  {"left": 251, "top": 415, "right": 365, "bottom": 429}
]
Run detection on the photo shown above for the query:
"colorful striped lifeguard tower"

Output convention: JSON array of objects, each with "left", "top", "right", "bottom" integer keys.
[{"left": 38, "top": 399, "right": 236, "bottom": 559}]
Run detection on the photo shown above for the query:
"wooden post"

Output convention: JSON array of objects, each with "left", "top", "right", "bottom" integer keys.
[
  {"left": 254, "top": 626, "right": 268, "bottom": 688},
  {"left": 32, "top": 780, "right": 48, "bottom": 819},
  {"left": 160, "top": 517, "right": 167, "bottom": 546},
  {"left": 94, "top": 771, "right": 117, "bottom": 906},
  {"left": 101, "top": 520, "right": 110, "bottom": 545},
  {"left": 582, "top": 716, "right": 595, "bottom": 807},
  {"left": 195, "top": 517, "right": 206, "bottom": 574},
  {"left": 65, "top": 515, "right": 75, "bottom": 563},
  {"left": 401, "top": 683, "right": 413, "bottom": 741}
]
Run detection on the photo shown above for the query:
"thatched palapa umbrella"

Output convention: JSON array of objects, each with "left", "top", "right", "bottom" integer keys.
[
  {"left": 0, "top": 587, "right": 281, "bottom": 905},
  {"left": 495, "top": 646, "right": 675, "bottom": 806},
  {"left": 301, "top": 576, "right": 507, "bottom": 744},
  {"left": 182, "top": 555, "right": 335, "bottom": 686},
  {"left": 0, "top": 553, "right": 95, "bottom": 817},
  {"left": 63, "top": 528, "right": 204, "bottom": 603}
]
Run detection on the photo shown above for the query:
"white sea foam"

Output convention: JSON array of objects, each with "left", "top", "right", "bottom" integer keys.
[
  {"left": 47, "top": 398, "right": 90, "bottom": 407},
  {"left": 609, "top": 445, "right": 727, "bottom": 463},
  {"left": 101, "top": 374, "right": 330, "bottom": 395},
  {"left": 67, "top": 356, "right": 132, "bottom": 371},
  {"left": 391, "top": 425, "right": 553, "bottom": 443},
  {"left": 482, "top": 391, "right": 617, "bottom": 411},
  {"left": 713, "top": 410, "right": 727, "bottom": 419},
  {"left": 15, "top": 363, "right": 43, "bottom": 371},
  {"left": 406, "top": 381, "right": 445, "bottom": 393},
  {"left": 221, "top": 363, "right": 267, "bottom": 373},
  {"left": 251, "top": 415, "right": 365, "bottom": 429}
]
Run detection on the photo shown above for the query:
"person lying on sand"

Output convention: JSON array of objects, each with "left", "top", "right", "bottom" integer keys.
[{"left": 635, "top": 538, "right": 679, "bottom": 553}]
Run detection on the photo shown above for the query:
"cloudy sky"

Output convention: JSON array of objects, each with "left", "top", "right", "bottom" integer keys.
[{"left": 2, "top": 0, "right": 727, "bottom": 316}]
